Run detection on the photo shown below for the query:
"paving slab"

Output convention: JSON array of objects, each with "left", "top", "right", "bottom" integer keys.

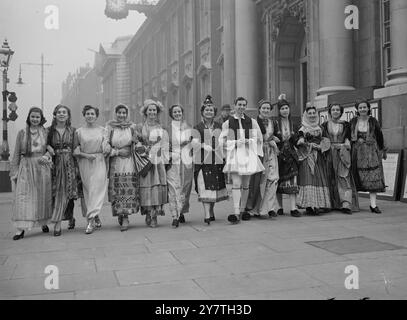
[
  {"left": 0, "top": 271, "right": 118, "bottom": 298},
  {"left": 0, "top": 265, "right": 15, "bottom": 281},
  {"left": 95, "top": 251, "right": 180, "bottom": 271},
  {"left": 170, "top": 242, "right": 274, "bottom": 264},
  {"left": 15, "top": 292, "right": 76, "bottom": 300},
  {"left": 230, "top": 287, "right": 326, "bottom": 300},
  {"left": 76, "top": 280, "right": 210, "bottom": 300},
  {"left": 194, "top": 268, "right": 324, "bottom": 299},
  {"left": 11, "top": 259, "right": 97, "bottom": 279},
  {"left": 115, "top": 262, "right": 228, "bottom": 286}
]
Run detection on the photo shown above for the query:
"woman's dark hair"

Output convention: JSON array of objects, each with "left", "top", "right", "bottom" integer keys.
[
  {"left": 82, "top": 105, "right": 99, "bottom": 118},
  {"left": 328, "top": 102, "right": 344, "bottom": 117},
  {"left": 305, "top": 105, "right": 317, "bottom": 113},
  {"left": 169, "top": 104, "right": 184, "bottom": 120},
  {"left": 26, "top": 107, "right": 46, "bottom": 126},
  {"left": 234, "top": 97, "right": 248, "bottom": 106},
  {"left": 258, "top": 99, "right": 273, "bottom": 111},
  {"left": 115, "top": 104, "right": 129, "bottom": 115},
  {"left": 355, "top": 100, "right": 371, "bottom": 116}
]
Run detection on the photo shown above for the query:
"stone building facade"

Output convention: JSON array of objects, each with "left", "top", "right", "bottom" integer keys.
[
  {"left": 95, "top": 35, "right": 133, "bottom": 121},
  {"left": 99, "top": 0, "right": 407, "bottom": 149}
]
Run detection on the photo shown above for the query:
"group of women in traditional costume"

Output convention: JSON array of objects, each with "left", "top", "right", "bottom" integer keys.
[{"left": 10, "top": 94, "right": 386, "bottom": 240}]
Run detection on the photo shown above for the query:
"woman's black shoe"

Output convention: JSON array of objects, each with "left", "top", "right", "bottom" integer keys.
[
  {"left": 42, "top": 225, "right": 50, "bottom": 233},
  {"left": 172, "top": 219, "right": 179, "bottom": 228},
  {"left": 204, "top": 218, "right": 211, "bottom": 226},
  {"left": 13, "top": 231, "right": 25, "bottom": 241},
  {"left": 277, "top": 209, "right": 284, "bottom": 216},
  {"left": 227, "top": 214, "right": 240, "bottom": 224},
  {"left": 210, "top": 216, "right": 216, "bottom": 222},
  {"left": 68, "top": 218, "right": 76, "bottom": 230},
  {"left": 178, "top": 214, "right": 186, "bottom": 224},
  {"left": 314, "top": 208, "right": 323, "bottom": 216},
  {"left": 291, "top": 210, "right": 302, "bottom": 218},
  {"left": 268, "top": 211, "right": 278, "bottom": 218},
  {"left": 342, "top": 208, "right": 353, "bottom": 215},
  {"left": 305, "top": 207, "right": 315, "bottom": 216},
  {"left": 241, "top": 212, "right": 251, "bottom": 221},
  {"left": 370, "top": 206, "right": 382, "bottom": 214}
]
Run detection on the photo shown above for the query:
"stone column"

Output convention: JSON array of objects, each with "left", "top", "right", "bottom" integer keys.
[
  {"left": 234, "top": 0, "right": 259, "bottom": 111},
  {"left": 385, "top": 0, "right": 407, "bottom": 87},
  {"left": 315, "top": 0, "right": 354, "bottom": 106},
  {"left": 222, "top": 0, "right": 236, "bottom": 106}
]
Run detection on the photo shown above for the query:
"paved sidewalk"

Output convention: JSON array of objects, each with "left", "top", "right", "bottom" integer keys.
[{"left": 1, "top": 194, "right": 407, "bottom": 300}]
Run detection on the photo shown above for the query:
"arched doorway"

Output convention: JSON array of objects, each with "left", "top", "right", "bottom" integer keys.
[{"left": 274, "top": 15, "right": 307, "bottom": 121}]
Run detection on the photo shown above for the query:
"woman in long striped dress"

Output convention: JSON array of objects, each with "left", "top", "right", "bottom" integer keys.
[
  {"left": 246, "top": 100, "right": 280, "bottom": 218},
  {"left": 166, "top": 104, "right": 193, "bottom": 228},
  {"left": 135, "top": 99, "right": 169, "bottom": 228},
  {"left": 10, "top": 107, "right": 53, "bottom": 240},
  {"left": 47, "top": 105, "right": 79, "bottom": 236}
]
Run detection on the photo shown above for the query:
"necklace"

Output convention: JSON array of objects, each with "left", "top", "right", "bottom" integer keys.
[{"left": 30, "top": 128, "right": 41, "bottom": 148}]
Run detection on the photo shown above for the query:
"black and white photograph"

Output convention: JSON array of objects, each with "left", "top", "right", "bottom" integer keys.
[{"left": 1, "top": 0, "right": 407, "bottom": 304}]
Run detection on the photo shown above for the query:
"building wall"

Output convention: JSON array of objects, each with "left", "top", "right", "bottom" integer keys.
[
  {"left": 124, "top": 0, "right": 223, "bottom": 127},
  {"left": 61, "top": 68, "right": 102, "bottom": 127}
]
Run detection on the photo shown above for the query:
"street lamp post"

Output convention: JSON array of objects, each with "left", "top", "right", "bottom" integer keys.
[
  {"left": 0, "top": 39, "right": 15, "bottom": 192},
  {"left": 17, "top": 54, "right": 52, "bottom": 111}
]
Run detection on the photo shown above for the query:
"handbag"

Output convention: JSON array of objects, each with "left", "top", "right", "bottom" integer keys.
[{"left": 133, "top": 147, "right": 153, "bottom": 178}]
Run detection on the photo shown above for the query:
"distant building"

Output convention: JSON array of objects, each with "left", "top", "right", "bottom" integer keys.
[
  {"left": 61, "top": 64, "right": 102, "bottom": 127},
  {"left": 94, "top": 35, "right": 133, "bottom": 121}
]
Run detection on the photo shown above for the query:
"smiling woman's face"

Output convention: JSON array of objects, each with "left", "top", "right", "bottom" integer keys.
[
  {"left": 259, "top": 103, "right": 272, "bottom": 118},
  {"left": 330, "top": 105, "right": 342, "bottom": 120},
  {"left": 56, "top": 107, "right": 69, "bottom": 124},
  {"left": 116, "top": 108, "right": 128, "bottom": 122},
  {"left": 29, "top": 112, "right": 42, "bottom": 127},
  {"left": 172, "top": 106, "right": 183, "bottom": 121},
  {"left": 146, "top": 104, "right": 158, "bottom": 120},
  {"left": 358, "top": 103, "right": 369, "bottom": 117}
]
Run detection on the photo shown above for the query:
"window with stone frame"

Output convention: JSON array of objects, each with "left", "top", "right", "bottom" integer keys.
[
  {"left": 381, "top": 0, "right": 391, "bottom": 82},
  {"left": 183, "top": 0, "right": 193, "bottom": 52}
]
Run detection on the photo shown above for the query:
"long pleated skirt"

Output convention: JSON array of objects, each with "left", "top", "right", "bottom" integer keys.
[
  {"left": 13, "top": 156, "right": 52, "bottom": 230},
  {"left": 297, "top": 155, "right": 331, "bottom": 209}
]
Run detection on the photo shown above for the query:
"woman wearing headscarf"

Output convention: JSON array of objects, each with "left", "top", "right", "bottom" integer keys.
[
  {"left": 321, "top": 103, "right": 359, "bottom": 214},
  {"left": 74, "top": 105, "right": 110, "bottom": 234},
  {"left": 166, "top": 104, "right": 194, "bottom": 228},
  {"left": 192, "top": 96, "right": 228, "bottom": 225},
  {"left": 47, "top": 105, "right": 80, "bottom": 236},
  {"left": 10, "top": 107, "right": 53, "bottom": 240},
  {"left": 350, "top": 100, "right": 386, "bottom": 214},
  {"left": 296, "top": 105, "right": 331, "bottom": 215},
  {"left": 105, "top": 104, "right": 139, "bottom": 232},
  {"left": 275, "top": 96, "right": 301, "bottom": 217},
  {"left": 219, "top": 97, "right": 264, "bottom": 224},
  {"left": 246, "top": 100, "right": 280, "bottom": 218},
  {"left": 135, "top": 99, "right": 169, "bottom": 228}
]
